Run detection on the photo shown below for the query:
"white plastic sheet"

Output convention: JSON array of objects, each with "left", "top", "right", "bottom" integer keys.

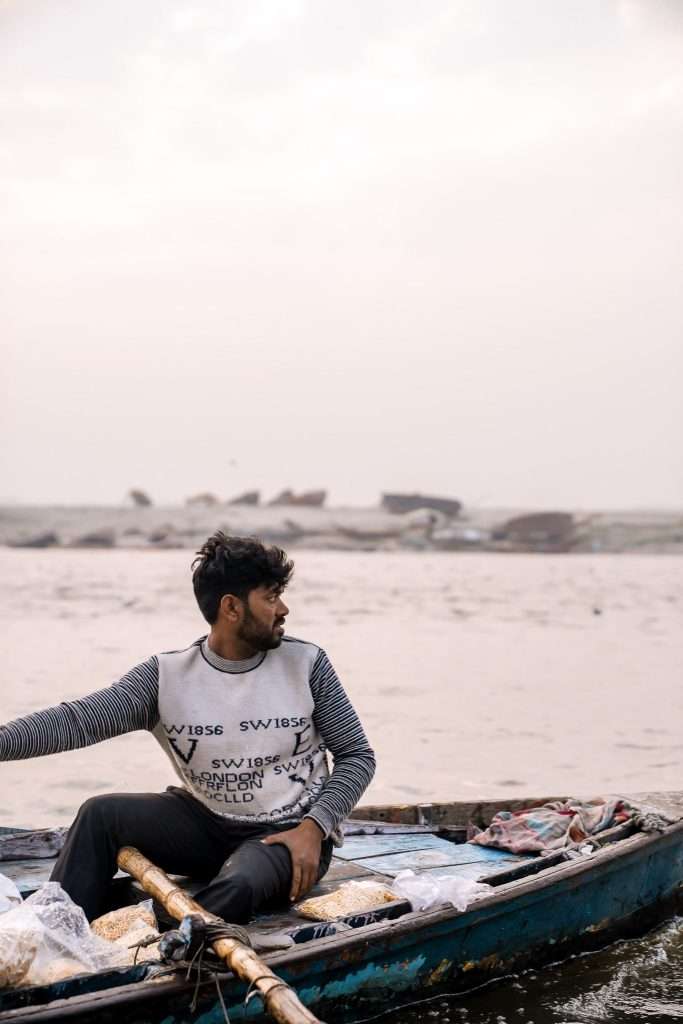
[
  {"left": 0, "top": 875, "right": 22, "bottom": 915},
  {"left": 391, "top": 869, "right": 492, "bottom": 912}
]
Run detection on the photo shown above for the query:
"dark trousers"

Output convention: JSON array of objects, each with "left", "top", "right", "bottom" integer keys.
[{"left": 50, "top": 787, "right": 332, "bottom": 922}]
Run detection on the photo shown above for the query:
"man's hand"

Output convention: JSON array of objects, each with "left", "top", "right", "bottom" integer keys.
[{"left": 261, "top": 819, "right": 324, "bottom": 901}]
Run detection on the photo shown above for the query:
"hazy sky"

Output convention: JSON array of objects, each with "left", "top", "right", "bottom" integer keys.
[{"left": 2, "top": 0, "right": 682, "bottom": 508}]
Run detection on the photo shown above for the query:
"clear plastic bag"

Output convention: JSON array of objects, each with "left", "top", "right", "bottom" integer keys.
[
  {"left": 0, "top": 875, "right": 22, "bottom": 915},
  {"left": 296, "top": 879, "right": 395, "bottom": 920},
  {"left": 391, "top": 869, "right": 492, "bottom": 912},
  {"left": 92, "top": 900, "right": 160, "bottom": 964},
  {"left": 0, "top": 882, "right": 120, "bottom": 988}
]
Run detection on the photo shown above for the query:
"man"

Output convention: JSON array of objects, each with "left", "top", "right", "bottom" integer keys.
[{"left": 0, "top": 533, "right": 376, "bottom": 922}]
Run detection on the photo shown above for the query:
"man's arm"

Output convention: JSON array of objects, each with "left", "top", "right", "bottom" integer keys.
[
  {"left": 0, "top": 658, "right": 160, "bottom": 761},
  {"left": 263, "top": 647, "right": 376, "bottom": 899},
  {"left": 303, "top": 648, "right": 376, "bottom": 838}
]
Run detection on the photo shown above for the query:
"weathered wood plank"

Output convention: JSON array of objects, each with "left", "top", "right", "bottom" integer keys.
[
  {"left": 336, "top": 833, "right": 524, "bottom": 865},
  {"left": 351, "top": 796, "right": 565, "bottom": 829},
  {"left": 354, "top": 843, "right": 525, "bottom": 877},
  {"left": 351, "top": 792, "right": 683, "bottom": 830},
  {"left": 403, "top": 862, "right": 503, "bottom": 882},
  {"left": 0, "top": 827, "right": 67, "bottom": 861},
  {"left": 3, "top": 860, "right": 132, "bottom": 896},
  {"left": 323, "top": 859, "right": 381, "bottom": 881},
  {"left": 313, "top": 870, "right": 392, "bottom": 893},
  {"left": 355, "top": 848, "right": 464, "bottom": 875},
  {"left": 0, "top": 858, "right": 55, "bottom": 894},
  {"left": 342, "top": 821, "right": 443, "bottom": 836},
  {"left": 334, "top": 833, "right": 459, "bottom": 861}
]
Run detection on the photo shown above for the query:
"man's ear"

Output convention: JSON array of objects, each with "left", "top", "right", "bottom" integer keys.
[{"left": 219, "top": 593, "right": 242, "bottom": 622}]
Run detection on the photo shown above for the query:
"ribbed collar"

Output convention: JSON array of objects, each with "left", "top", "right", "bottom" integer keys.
[{"left": 200, "top": 637, "right": 267, "bottom": 674}]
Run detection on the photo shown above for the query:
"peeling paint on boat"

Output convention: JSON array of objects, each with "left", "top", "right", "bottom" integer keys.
[
  {"left": 302, "top": 954, "right": 428, "bottom": 1002},
  {"left": 462, "top": 953, "right": 500, "bottom": 973},
  {"left": 584, "top": 917, "right": 610, "bottom": 933},
  {"left": 426, "top": 958, "right": 453, "bottom": 985}
]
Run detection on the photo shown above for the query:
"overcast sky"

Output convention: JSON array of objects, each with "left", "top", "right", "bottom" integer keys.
[{"left": 2, "top": 0, "right": 682, "bottom": 508}]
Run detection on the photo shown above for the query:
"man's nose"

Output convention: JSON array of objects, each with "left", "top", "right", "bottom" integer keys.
[{"left": 278, "top": 598, "right": 289, "bottom": 617}]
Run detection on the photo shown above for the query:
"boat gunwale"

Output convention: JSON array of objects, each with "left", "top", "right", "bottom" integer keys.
[
  {"left": 2, "top": 795, "right": 682, "bottom": 1022},
  {"left": 2, "top": 815, "right": 682, "bottom": 1022}
]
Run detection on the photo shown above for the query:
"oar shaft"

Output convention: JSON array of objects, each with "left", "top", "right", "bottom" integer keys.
[{"left": 117, "top": 846, "right": 322, "bottom": 1024}]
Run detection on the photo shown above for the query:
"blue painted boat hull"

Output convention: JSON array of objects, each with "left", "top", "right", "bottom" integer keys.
[{"left": 1, "top": 818, "right": 681, "bottom": 1023}]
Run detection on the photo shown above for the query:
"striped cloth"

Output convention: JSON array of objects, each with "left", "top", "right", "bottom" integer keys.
[{"left": 0, "top": 641, "right": 375, "bottom": 837}]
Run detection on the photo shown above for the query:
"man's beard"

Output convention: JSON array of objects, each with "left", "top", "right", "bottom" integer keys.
[{"left": 237, "top": 607, "right": 283, "bottom": 652}]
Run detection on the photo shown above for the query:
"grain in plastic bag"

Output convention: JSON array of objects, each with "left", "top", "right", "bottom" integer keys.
[{"left": 0, "top": 882, "right": 119, "bottom": 988}]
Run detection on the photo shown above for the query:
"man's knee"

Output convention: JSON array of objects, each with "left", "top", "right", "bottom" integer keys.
[
  {"left": 225, "top": 866, "right": 256, "bottom": 900},
  {"left": 199, "top": 841, "right": 290, "bottom": 922},
  {"left": 76, "top": 793, "right": 118, "bottom": 823},
  {"left": 202, "top": 866, "right": 256, "bottom": 923},
  {"left": 72, "top": 793, "right": 134, "bottom": 841}
]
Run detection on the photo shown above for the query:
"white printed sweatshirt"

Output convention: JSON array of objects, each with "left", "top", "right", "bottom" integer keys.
[{"left": 0, "top": 636, "right": 376, "bottom": 842}]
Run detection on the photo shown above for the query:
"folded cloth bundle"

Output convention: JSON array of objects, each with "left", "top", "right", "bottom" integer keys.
[{"left": 469, "top": 797, "right": 634, "bottom": 855}]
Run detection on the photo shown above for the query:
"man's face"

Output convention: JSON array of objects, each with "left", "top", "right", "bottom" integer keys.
[{"left": 237, "top": 584, "right": 289, "bottom": 651}]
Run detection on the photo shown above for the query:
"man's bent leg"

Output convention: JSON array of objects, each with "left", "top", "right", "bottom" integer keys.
[
  {"left": 194, "top": 836, "right": 333, "bottom": 923},
  {"left": 51, "top": 791, "right": 228, "bottom": 920},
  {"left": 193, "top": 839, "right": 292, "bottom": 923}
]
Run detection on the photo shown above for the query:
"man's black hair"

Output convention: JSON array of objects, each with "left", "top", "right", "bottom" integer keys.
[{"left": 192, "top": 532, "right": 294, "bottom": 624}]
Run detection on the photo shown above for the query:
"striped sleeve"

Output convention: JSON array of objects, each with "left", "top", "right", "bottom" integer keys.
[
  {"left": 304, "top": 649, "right": 376, "bottom": 838},
  {"left": 0, "top": 658, "right": 160, "bottom": 761}
]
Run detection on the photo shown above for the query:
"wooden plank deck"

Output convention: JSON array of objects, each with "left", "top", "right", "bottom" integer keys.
[{"left": 332, "top": 831, "right": 528, "bottom": 879}]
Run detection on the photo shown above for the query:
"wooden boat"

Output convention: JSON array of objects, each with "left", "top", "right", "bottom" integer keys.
[
  {"left": 1, "top": 791, "right": 682, "bottom": 1023},
  {"left": 381, "top": 493, "right": 462, "bottom": 517}
]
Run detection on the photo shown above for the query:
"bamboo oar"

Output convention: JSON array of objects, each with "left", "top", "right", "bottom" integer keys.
[{"left": 117, "top": 846, "right": 323, "bottom": 1024}]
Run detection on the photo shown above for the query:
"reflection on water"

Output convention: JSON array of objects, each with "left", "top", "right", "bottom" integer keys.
[{"left": 361, "top": 918, "right": 683, "bottom": 1024}]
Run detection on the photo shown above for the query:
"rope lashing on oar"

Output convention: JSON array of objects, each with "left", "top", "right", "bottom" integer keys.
[
  {"left": 126, "top": 929, "right": 235, "bottom": 1023},
  {"left": 155, "top": 913, "right": 253, "bottom": 964},
  {"left": 245, "top": 975, "right": 294, "bottom": 1008},
  {"left": 117, "top": 846, "right": 325, "bottom": 1024},
  {"left": 159, "top": 918, "right": 298, "bottom": 1016},
  {"left": 130, "top": 914, "right": 296, "bottom": 1019}
]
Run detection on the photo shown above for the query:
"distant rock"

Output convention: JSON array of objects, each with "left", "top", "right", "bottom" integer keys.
[
  {"left": 71, "top": 529, "right": 116, "bottom": 548},
  {"left": 8, "top": 531, "right": 60, "bottom": 549},
  {"left": 127, "top": 489, "right": 153, "bottom": 507},
  {"left": 402, "top": 508, "right": 449, "bottom": 530},
  {"left": 294, "top": 490, "right": 326, "bottom": 507},
  {"left": 260, "top": 519, "right": 307, "bottom": 543},
  {"left": 268, "top": 489, "right": 295, "bottom": 506},
  {"left": 228, "top": 490, "right": 260, "bottom": 506},
  {"left": 147, "top": 525, "right": 175, "bottom": 544},
  {"left": 144, "top": 525, "right": 183, "bottom": 548},
  {"left": 335, "top": 523, "right": 402, "bottom": 542},
  {"left": 269, "top": 489, "right": 327, "bottom": 507},
  {"left": 381, "top": 493, "right": 462, "bottom": 517},
  {"left": 493, "top": 512, "right": 576, "bottom": 552},
  {"left": 185, "top": 492, "right": 219, "bottom": 506},
  {"left": 431, "top": 525, "right": 486, "bottom": 550}
]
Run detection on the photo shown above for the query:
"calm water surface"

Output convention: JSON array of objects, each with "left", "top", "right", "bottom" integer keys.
[
  {"left": 364, "top": 916, "right": 683, "bottom": 1024},
  {"left": 1, "top": 548, "right": 682, "bottom": 1021}
]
